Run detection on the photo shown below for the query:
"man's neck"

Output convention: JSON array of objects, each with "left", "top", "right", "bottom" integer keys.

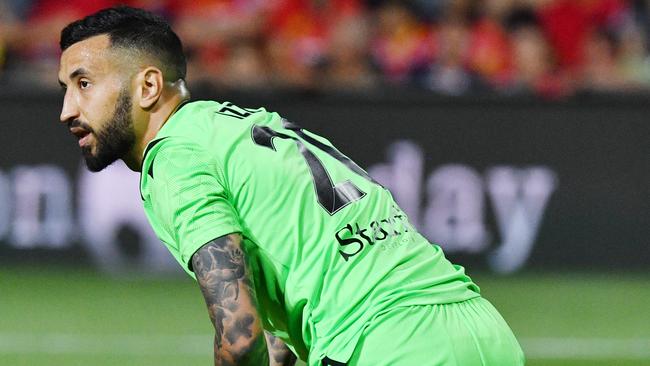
[{"left": 123, "top": 81, "right": 190, "bottom": 172}]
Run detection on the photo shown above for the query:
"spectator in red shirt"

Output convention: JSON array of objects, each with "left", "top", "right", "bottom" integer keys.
[
  {"left": 537, "top": 0, "right": 629, "bottom": 73},
  {"left": 370, "top": 0, "right": 434, "bottom": 85},
  {"left": 169, "top": 0, "right": 269, "bottom": 86},
  {"left": 265, "top": 0, "right": 363, "bottom": 89}
]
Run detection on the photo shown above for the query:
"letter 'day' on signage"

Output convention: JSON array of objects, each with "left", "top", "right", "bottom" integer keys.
[{"left": 369, "top": 141, "right": 558, "bottom": 274}]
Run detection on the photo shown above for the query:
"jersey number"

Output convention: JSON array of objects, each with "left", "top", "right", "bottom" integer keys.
[
  {"left": 252, "top": 120, "right": 378, "bottom": 215},
  {"left": 216, "top": 102, "right": 262, "bottom": 119}
]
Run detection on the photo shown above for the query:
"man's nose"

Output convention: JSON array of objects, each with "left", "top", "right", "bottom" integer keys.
[{"left": 60, "top": 91, "right": 79, "bottom": 123}]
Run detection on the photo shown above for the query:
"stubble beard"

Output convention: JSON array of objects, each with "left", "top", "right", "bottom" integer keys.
[{"left": 82, "top": 88, "right": 136, "bottom": 172}]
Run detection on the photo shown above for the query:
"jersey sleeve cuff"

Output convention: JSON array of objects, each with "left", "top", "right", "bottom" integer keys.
[{"left": 181, "top": 226, "right": 243, "bottom": 272}]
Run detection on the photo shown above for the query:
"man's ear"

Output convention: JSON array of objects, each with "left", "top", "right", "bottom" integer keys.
[{"left": 137, "top": 67, "right": 164, "bottom": 109}]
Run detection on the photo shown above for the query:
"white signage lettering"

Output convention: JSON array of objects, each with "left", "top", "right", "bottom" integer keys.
[
  {"left": 1, "top": 141, "right": 557, "bottom": 275},
  {"left": 368, "top": 141, "right": 558, "bottom": 273},
  {"left": 0, "top": 171, "right": 10, "bottom": 239},
  {"left": 422, "top": 164, "right": 490, "bottom": 253},
  {"left": 486, "top": 166, "right": 558, "bottom": 273},
  {"left": 78, "top": 161, "right": 177, "bottom": 273},
  {"left": 10, "top": 165, "right": 73, "bottom": 248}
]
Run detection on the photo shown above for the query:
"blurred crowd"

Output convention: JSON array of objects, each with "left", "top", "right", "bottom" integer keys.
[{"left": 1, "top": 0, "right": 650, "bottom": 98}]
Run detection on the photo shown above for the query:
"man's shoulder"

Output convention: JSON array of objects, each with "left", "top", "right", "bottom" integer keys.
[
  {"left": 139, "top": 135, "right": 222, "bottom": 204},
  {"left": 161, "top": 100, "right": 219, "bottom": 134},
  {"left": 142, "top": 136, "right": 215, "bottom": 176},
  {"left": 162, "top": 99, "right": 273, "bottom": 143}
]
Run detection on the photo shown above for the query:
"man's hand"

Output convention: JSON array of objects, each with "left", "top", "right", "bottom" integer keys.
[
  {"left": 265, "top": 332, "right": 298, "bottom": 366},
  {"left": 192, "top": 233, "right": 269, "bottom": 366}
]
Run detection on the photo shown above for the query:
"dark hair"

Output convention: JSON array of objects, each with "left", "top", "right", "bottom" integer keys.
[
  {"left": 505, "top": 7, "right": 541, "bottom": 33},
  {"left": 60, "top": 6, "right": 186, "bottom": 81}
]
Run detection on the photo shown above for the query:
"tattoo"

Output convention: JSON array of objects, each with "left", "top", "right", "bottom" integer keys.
[
  {"left": 265, "top": 332, "right": 298, "bottom": 366},
  {"left": 225, "top": 313, "right": 254, "bottom": 345},
  {"left": 192, "top": 234, "right": 269, "bottom": 366}
]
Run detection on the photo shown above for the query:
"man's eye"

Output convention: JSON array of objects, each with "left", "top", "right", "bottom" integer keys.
[{"left": 79, "top": 80, "right": 90, "bottom": 89}]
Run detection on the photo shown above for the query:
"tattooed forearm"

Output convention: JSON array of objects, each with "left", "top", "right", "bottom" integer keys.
[
  {"left": 265, "top": 332, "right": 298, "bottom": 366},
  {"left": 192, "top": 234, "right": 269, "bottom": 366}
]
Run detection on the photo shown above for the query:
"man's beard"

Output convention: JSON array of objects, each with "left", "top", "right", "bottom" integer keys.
[{"left": 81, "top": 88, "right": 136, "bottom": 172}]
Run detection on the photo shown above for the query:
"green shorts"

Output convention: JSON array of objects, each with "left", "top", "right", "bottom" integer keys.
[{"left": 341, "top": 297, "right": 525, "bottom": 366}]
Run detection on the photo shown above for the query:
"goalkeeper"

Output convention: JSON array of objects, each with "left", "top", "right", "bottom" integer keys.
[{"left": 57, "top": 6, "right": 525, "bottom": 366}]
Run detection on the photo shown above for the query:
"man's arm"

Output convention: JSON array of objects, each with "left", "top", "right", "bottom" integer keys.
[
  {"left": 191, "top": 233, "right": 269, "bottom": 366},
  {"left": 265, "top": 332, "right": 298, "bottom": 366}
]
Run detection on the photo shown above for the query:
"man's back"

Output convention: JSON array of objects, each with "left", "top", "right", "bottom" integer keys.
[{"left": 140, "top": 100, "right": 480, "bottom": 362}]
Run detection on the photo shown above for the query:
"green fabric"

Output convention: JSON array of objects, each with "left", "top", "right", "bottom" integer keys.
[
  {"left": 345, "top": 298, "right": 525, "bottom": 366},
  {"left": 140, "top": 100, "right": 481, "bottom": 362}
]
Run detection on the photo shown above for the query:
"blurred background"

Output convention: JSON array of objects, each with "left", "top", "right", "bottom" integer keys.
[
  {"left": 0, "top": 0, "right": 649, "bottom": 365},
  {"left": 3, "top": 0, "right": 650, "bottom": 95}
]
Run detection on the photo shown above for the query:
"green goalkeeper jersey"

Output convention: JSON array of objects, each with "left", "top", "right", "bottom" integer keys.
[{"left": 140, "top": 100, "right": 480, "bottom": 363}]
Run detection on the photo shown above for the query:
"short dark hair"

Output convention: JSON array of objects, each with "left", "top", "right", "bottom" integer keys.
[{"left": 60, "top": 6, "right": 186, "bottom": 81}]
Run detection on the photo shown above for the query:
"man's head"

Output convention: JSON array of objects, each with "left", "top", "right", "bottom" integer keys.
[{"left": 58, "top": 6, "right": 186, "bottom": 172}]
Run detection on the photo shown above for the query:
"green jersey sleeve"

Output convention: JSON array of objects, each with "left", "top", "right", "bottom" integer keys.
[{"left": 143, "top": 137, "right": 242, "bottom": 272}]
